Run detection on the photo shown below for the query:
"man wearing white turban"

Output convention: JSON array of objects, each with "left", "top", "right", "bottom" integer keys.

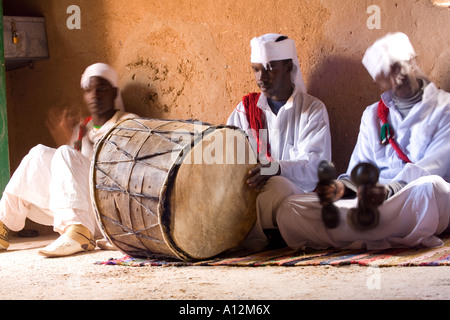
[
  {"left": 80, "top": 62, "right": 125, "bottom": 112},
  {"left": 0, "top": 63, "right": 137, "bottom": 257},
  {"left": 276, "top": 32, "right": 450, "bottom": 251},
  {"left": 227, "top": 34, "right": 332, "bottom": 250}
]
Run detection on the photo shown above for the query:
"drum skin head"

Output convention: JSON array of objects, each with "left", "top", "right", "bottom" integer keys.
[{"left": 161, "top": 127, "right": 257, "bottom": 261}]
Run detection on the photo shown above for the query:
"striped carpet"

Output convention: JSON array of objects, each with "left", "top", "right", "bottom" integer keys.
[{"left": 96, "top": 234, "right": 450, "bottom": 267}]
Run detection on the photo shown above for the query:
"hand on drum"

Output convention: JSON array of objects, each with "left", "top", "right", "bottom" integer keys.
[{"left": 246, "top": 162, "right": 281, "bottom": 192}]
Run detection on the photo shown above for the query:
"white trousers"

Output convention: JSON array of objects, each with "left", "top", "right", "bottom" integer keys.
[
  {"left": 0, "top": 144, "right": 99, "bottom": 236},
  {"left": 277, "top": 175, "right": 450, "bottom": 250},
  {"left": 241, "top": 176, "right": 304, "bottom": 250}
]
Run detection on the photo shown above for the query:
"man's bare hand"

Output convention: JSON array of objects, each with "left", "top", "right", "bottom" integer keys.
[
  {"left": 315, "top": 180, "right": 345, "bottom": 206},
  {"left": 357, "top": 183, "right": 388, "bottom": 207},
  {"left": 246, "top": 162, "right": 281, "bottom": 192}
]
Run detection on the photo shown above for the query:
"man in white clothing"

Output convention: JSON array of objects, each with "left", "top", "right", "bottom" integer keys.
[
  {"left": 227, "top": 34, "right": 332, "bottom": 250},
  {"left": 276, "top": 33, "right": 450, "bottom": 251},
  {"left": 0, "top": 63, "right": 137, "bottom": 257}
]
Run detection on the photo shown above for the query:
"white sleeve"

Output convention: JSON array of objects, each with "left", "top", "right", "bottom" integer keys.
[
  {"left": 341, "top": 106, "right": 379, "bottom": 179},
  {"left": 340, "top": 98, "right": 450, "bottom": 184},
  {"left": 278, "top": 101, "right": 332, "bottom": 192},
  {"left": 226, "top": 102, "right": 249, "bottom": 130},
  {"left": 393, "top": 109, "right": 450, "bottom": 183}
]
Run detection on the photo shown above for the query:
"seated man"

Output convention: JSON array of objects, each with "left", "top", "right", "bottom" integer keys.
[
  {"left": 227, "top": 33, "right": 332, "bottom": 250},
  {"left": 276, "top": 33, "right": 450, "bottom": 251},
  {"left": 0, "top": 63, "right": 137, "bottom": 257}
]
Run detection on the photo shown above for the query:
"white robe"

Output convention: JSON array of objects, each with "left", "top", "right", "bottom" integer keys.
[
  {"left": 227, "top": 87, "right": 332, "bottom": 250},
  {"left": 0, "top": 111, "right": 137, "bottom": 236},
  {"left": 277, "top": 83, "right": 450, "bottom": 250},
  {"left": 227, "top": 88, "right": 332, "bottom": 192},
  {"left": 342, "top": 83, "right": 450, "bottom": 183}
]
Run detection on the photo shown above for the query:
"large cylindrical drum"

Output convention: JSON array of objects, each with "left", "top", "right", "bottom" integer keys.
[{"left": 90, "top": 118, "right": 257, "bottom": 261}]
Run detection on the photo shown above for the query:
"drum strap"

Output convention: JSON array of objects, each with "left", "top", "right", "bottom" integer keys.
[
  {"left": 242, "top": 92, "right": 271, "bottom": 159},
  {"left": 377, "top": 99, "right": 412, "bottom": 163}
]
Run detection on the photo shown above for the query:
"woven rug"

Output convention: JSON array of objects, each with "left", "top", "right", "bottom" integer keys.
[{"left": 96, "top": 234, "right": 450, "bottom": 267}]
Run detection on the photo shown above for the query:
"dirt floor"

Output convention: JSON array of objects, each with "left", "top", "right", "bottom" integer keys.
[{"left": 0, "top": 233, "right": 449, "bottom": 303}]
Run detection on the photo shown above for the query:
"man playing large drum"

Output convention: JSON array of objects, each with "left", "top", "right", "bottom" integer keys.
[
  {"left": 227, "top": 33, "right": 332, "bottom": 250},
  {"left": 0, "top": 63, "right": 137, "bottom": 257}
]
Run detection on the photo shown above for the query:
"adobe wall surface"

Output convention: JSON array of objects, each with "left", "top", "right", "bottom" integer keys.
[{"left": 4, "top": 0, "right": 450, "bottom": 174}]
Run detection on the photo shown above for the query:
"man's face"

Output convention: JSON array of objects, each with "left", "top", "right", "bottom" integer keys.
[
  {"left": 83, "top": 76, "right": 117, "bottom": 116},
  {"left": 251, "top": 60, "right": 293, "bottom": 100},
  {"left": 375, "top": 61, "right": 419, "bottom": 99}
]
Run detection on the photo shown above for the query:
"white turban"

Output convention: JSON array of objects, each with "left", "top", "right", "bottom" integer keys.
[
  {"left": 362, "top": 32, "right": 416, "bottom": 80},
  {"left": 80, "top": 63, "right": 125, "bottom": 111},
  {"left": 250, "top": 33, "right": 307, "bottom": 93}
]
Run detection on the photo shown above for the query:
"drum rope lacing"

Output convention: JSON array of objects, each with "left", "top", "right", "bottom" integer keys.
[{"left": 94, "top": 119, "right": 201, "bottom": 244}]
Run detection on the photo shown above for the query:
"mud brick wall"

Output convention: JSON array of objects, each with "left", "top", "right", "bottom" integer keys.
[{"left": 4, "top": 0, "right": 450, "bottom": 175}]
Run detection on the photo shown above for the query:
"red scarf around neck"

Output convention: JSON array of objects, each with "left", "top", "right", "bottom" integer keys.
[
  {"left": 242, "top": 92, "right": 271, "bottom": 159},
  {"left": 377, "top": 99, "right": 412, "bottom": 163}
]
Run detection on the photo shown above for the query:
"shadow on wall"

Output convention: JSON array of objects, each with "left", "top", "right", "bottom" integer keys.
[
  {"left": 121, "top": 82, "right": 162, "bottom": 119},
  {"left": 307, "top": 55, "right": 380, "bottom": 175},
  {"left": 443, "top": 68, "right": 450, "bottom": 92}
]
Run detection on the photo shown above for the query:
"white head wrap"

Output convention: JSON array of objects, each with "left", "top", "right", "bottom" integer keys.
[
  {"left": 250, "top": 33, "right": 307, "bottom": 93},
  {"left": 362, "top": 32, "right": 416, "bottom": 80},
  {"left": 80, "top": 63, "right": 125, "bottom": 111}
]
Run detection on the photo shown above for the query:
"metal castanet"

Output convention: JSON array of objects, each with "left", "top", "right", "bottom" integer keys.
[
  {"left": 347, "top": 162, "right": 381, "bottom": 231},
  {"left": 317, "top": 160, "right": 340, "bottom": 229}
]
